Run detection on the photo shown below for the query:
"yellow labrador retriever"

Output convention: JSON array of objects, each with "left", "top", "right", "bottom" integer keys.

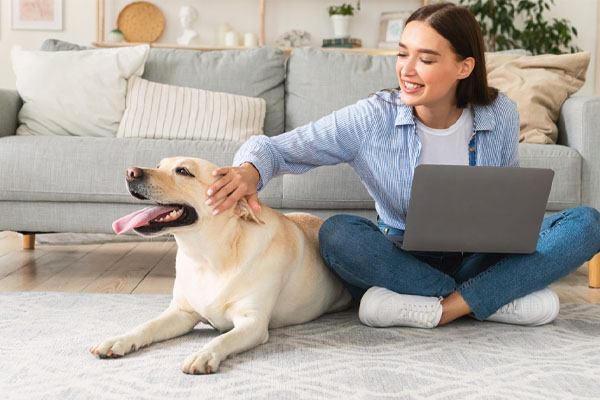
[{"left": 90, "top": 157, "right": 352, "bottom": 374}]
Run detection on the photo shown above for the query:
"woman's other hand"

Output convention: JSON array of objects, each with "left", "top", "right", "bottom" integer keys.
[{"left": 205, "top": 163, "right": 261, "bottom": 215}]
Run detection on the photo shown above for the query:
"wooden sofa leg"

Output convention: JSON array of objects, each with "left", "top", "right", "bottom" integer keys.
[
  {"left": 590, "top": 253, "right": 600, "bottom": 288},
  {"left": 23, "top": 233, "right": 35, "bottom": 250}
]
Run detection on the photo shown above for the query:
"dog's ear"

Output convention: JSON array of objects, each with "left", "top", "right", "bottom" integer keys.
[{"left": 234, "top": 198, "right": 265, "bottom": 224}]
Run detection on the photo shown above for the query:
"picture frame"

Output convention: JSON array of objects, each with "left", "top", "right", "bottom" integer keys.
[
  {"left": 378, "top": 11, "right": 411, "bottom": 49},
  {"left": 12, "top": 0, "right": 63, "bottom": 31}
]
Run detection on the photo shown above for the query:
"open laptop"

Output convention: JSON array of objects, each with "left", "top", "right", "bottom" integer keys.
[{"left": 401, "top": 165, "right": 554, "bottom": 254}]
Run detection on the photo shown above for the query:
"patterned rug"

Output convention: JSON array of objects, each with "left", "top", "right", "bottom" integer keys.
[{"left": 1, "top": 292, "right": 599, "bottom": 399}]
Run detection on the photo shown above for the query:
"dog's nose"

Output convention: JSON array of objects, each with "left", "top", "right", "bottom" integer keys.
[{"left": 126, "top": 167, "right": 144, "bottom": 182}]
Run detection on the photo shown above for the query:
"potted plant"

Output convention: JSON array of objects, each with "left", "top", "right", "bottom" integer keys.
[
  {"left": 108, "top": 28, "right": 124, "bottom": 43},
  {"left": 458, "top": 0, "right": 580, "bottom": 54},
  {"left": 328, "top": 1, "right": 361, "bottom": 38}
]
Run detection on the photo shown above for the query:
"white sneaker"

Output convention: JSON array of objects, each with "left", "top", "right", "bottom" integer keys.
[
  {"left": 474, "top": 288, "right": 560, "bottom": 326},
  {"left": 359, "top": 286, "right": 443, "bottom": 329}
]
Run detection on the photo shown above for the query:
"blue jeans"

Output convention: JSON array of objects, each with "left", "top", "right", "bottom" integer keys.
[{"left": 318, "top": 206, "right": 600, "bottom": 320}]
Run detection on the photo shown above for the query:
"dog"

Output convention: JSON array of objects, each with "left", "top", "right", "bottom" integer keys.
[{"left": 90, "top": 157, "right": 352, "bottom": 374}]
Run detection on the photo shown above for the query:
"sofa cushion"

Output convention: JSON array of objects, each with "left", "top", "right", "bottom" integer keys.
[
  {"left": 285, "top": 47, "right": 398, "bottom": 131},
  {"left": 13, "top": 44, "right": 149, "bottom": 137},
  {"left": 118, "top": 76, "right": 266, "bottom": 141},
  {"left": 282, "top": 163, "right": 374, "bottom": 209},
  {"left": 0, "top": 136, "right": 282, "bottom": 208},
  {"left": 40, "top": 39, "right": 285, "bottom": 137},
  {"left": 0, "top": 139, "right": 580, "bottom": 216},
  {"left": 486, "top": 51, "right": 590, "bottom": 144},
  {"left": 280, "top": 143, "right": 581, "bottom": 211},
  {"left": 518, "top": 143, "right": 581, "bottom": 210}
]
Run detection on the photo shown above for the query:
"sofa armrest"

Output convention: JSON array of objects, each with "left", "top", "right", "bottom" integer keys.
[
  {"left": 0, "top": 89, "right": 22, "bottom": 137},
  {"left": 557, "top": 95, "right": 600, "bottom": 210}
]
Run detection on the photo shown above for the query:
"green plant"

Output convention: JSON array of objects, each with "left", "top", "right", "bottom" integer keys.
[
  {"left": 458, "top": 0, "right": 581, "bottom": 54},
  {"left": 328, "top": 1, "right": 361, "bottom": 16}
]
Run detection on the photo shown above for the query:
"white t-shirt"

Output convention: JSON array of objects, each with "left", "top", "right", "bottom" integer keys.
[{"left": 416, "top": 107, "right": 474, "bottom": 166}]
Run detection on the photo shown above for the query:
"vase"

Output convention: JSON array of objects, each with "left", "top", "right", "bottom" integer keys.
[
  {"left": 108, "top": 29, "right": 124, "bottom": 43},
  {"left": 330, "top": 15, "right": 352, "bottom": 39}
]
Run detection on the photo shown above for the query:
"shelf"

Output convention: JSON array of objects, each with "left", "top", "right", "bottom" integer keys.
[
  {"left": 92, "top": 41, "right": 399, "bottom": 56},
  {"left": 96, "top": 1, "right": 405, "bottom": 56},
  {"left": 96, "top": 0, "right": 268, "bottom": 47}
]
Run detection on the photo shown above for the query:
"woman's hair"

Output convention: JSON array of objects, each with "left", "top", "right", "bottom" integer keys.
[{"left": 375, "top": 3, "right": 498, "bottom": 108}]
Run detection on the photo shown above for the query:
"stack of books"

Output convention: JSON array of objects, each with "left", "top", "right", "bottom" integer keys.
[{"left": 322, "top": 38, "right": 362, "bottom": 48}]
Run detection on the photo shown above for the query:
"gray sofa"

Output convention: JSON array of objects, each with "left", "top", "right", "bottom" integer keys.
[{"left": 1, "top": 40, "right": 599, "bottom": 255}]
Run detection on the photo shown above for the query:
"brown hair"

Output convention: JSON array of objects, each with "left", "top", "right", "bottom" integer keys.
[{"left": 375, "top": 3, "right": 498, "bottom": 108}]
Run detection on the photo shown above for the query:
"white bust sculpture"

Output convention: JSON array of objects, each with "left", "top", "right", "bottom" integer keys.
[{"left": 177, "top": 6, "right": 200, "bottom": 45}]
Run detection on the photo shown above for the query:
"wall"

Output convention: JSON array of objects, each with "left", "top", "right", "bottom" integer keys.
[
  {"left": 597, "top": 0, "right": 600, "bottom": 95},
  {"left": 0, "top": 0, "right": 95, "bottom": 89},
  {"left": 0, "top": 0, "right": 597, "bottom": 95}
]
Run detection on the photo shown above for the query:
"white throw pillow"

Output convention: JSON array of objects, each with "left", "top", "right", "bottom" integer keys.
[
  {"left": 11, "top": 45, "right": 150, "bottom": 137},
  {"left": 117, "top": 76, "right": 266, "bottom": 141}
]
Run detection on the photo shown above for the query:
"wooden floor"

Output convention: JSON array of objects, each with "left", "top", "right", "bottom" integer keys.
[{"left": 1, "top": 231, "right": 599, "bottom": 303}]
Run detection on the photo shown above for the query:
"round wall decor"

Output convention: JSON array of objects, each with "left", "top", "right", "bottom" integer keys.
[{"left": 117, "top": 2, "right": 165, "bottom": 43}]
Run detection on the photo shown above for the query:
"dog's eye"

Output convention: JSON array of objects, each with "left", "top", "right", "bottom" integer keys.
[{"left": 176, "top": 167, "right": 194, "bottom": 177}]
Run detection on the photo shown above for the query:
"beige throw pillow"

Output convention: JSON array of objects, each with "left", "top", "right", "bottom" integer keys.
[
  {"left": 12, "top": 45, "right": 149, "bottom": 137},
  {"left": 117, "top": 76, "right": 266, "bottom": 141},
  {"left": 485, "top": 51, "right": 590, "bottom": 144}
]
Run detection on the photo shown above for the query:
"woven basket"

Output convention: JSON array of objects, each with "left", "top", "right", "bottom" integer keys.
[{"left": 117, "top": 1, "right": 165, "bottom": 43}]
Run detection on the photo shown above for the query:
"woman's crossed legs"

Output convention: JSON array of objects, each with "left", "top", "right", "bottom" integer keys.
[{"left": 319, "top": 207, "right": 600, "bottom": 326}]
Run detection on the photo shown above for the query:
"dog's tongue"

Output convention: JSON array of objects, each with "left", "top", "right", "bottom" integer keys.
[{"left": 112, "top": 205, "right": 178, "bottom": 234}]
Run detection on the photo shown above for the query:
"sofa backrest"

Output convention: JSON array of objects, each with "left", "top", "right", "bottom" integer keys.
[
  {"left": 285, "top": 47, "right": 399, "bottom": 131},
  {"left": 40, "top": 39, "right": 286, "bottom": 137}
]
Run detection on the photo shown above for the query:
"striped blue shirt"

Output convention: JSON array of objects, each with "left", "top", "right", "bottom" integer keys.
[{"left": 233, "top": 90, "right": 520, "bottom": 230}]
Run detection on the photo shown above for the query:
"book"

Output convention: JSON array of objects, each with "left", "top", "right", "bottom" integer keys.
[{"left": 322, "top": 38, "right": 362, "bottom": 48}]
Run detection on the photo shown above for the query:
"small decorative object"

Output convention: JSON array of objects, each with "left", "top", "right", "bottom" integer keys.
[
  {"left": 378, "top": 11, "right": 411, "bottom": 49},
  {"left": 276, "top": 30, "right": 311, "bottom": 48},
  {"left": 328, "top": 1, "right": 360, "bottom": 39},
  {"left": 322, "top": 38, "right": 362, "bottom": 49},
  {"left": 243, "top": 33, "right": 258, "bottom": 48},
  {"left": 11, "top": 0, "right": 62, "bottom": 30},
  {"left": 224, "top": 31, "right": 239, "bottom": 47},
  {"left": 108, "top": 29, "right": 124, "bottom": 43},
  {"left": 117, "top": 1, "right": 165, "bottom": 43},
  {"left": 217, "top": 22, "right": 231, "bottom": 46},
  {"left": 177, "top": 5, "right": 200, "bottom": 45}
]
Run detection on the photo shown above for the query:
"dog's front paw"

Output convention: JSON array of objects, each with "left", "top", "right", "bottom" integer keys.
[
  {"left": 181, "top": 350, "right": 223, "bottom": 374},
  {"left": 90, "top": 336, "right": 145, "bottom": 359}
]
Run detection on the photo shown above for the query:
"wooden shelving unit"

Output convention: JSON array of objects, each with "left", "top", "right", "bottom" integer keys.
[
  {"left": 94, "top": 0, "right": 402, "bottom": 56},
  {"left": 91, "top": 40, "right": 398, "bottom": 56}
]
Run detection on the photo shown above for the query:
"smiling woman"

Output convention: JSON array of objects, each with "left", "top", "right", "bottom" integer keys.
[{"left": 206, "top": 2, "right": 600, "bottom": 332}]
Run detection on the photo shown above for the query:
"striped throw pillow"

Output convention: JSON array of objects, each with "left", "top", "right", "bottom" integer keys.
[{"left": 117, "top": 76, "right": 266, "bottom": 141}]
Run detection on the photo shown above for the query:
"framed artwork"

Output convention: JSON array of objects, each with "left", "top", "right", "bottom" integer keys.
[
  {"left": 378, "top": 11, "right": 411, "bottom": 49},
  {"left": 12, "top": 0, "right": 63, "bottom": 30}
]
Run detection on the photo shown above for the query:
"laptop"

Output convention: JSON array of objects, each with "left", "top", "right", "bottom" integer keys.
[{"left": 401, "top": 165, "right": 554, "bottom": 254}]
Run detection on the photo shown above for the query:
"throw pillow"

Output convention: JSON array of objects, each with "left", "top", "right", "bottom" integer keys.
[
  {"left": 485, "top": 51, "right": 590, "bottom": 144},
  {"left": 117, "top": 76, "right": 266, "bottom": 141},
  {"left": 11, "top": 44, "right": 149, "bottom": 137}
]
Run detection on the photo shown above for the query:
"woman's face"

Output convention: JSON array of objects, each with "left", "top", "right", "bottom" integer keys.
[{"left": 396, "top": 21, "right": 473, "bottom": 110}]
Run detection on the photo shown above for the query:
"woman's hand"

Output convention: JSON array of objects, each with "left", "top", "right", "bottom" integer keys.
[{"left": 205, "top": 163, "right": 261, "bottom": 215}]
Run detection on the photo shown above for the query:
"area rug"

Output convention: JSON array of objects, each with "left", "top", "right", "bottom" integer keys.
[{"left": 1, "top": 292, "right": 599, "bottom": 399}]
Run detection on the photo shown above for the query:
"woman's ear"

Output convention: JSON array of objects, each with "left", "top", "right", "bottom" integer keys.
[{"left": 457, "top": 57, "right": 475, "bottom": 80}]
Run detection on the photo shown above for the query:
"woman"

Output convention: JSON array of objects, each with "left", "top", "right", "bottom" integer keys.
[{"left": 204, "top": 3, "right": 600, "bottom": 328}]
